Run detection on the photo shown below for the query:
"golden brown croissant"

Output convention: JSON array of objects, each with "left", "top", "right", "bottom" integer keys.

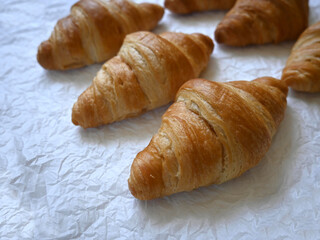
[
  {"left": 215, "top": 0, "right": 309, "bottom": 46},
  {"left": 128, "top": 77, "right": 288, "bottom": 200},
  {"left": 164, "top": 0, "right": 236, "bottom": 14},
  {"left": 72, "top": 31, "right": 214, "bottom": 128},
  {"left": 282, "top": 21, "right": 320, "bottom": 92},
  {"left": 37, "top": 0, "right": 164, "bottom": 70}
]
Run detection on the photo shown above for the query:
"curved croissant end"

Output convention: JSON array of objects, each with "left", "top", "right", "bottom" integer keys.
[
  {"left": 139, "top": 2, "right": 164, "bottom": 27},
  {"left": 37, "top": 41, "right": 56, "bottom": 70},
  {"left": 72, "top": 86, "right": 98, "bottom": 127},
  {"left": 165, "top": 0, "right": 189, "bottom": 14}
]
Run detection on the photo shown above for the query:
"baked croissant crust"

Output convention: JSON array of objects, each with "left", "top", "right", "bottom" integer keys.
[
  {"left": 128, "top": 77, "right": 288, "bottom": 200},
  {"left": 72, "top": 31, "right": 214, "bottom": 128},
  {"left": 282, "top": 21, "right": 320, "bottom": 92},
  {"left": 215, "top": 0, "right": 309, "bottom": 46},
  {"left": 165, "top": 0, "right": 236, "bottom": 14},
  {"left": 37, "top": 0, "right": 164, "bottom": 70}
]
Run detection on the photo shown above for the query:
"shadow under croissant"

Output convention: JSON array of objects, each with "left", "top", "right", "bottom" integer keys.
[
  {"left": 216, "top": 40, "right": 293, "bottom": 60},
  {"left": 77, "top": 104, "right": 170, "bottom": 147},
  {"left": 289, "top": 88, "right": 320, "bottom": 100},
  {"left": 210, "top": 42, "right": 293, "bottom": 83},
  {"left": 42, "top": 63, "right": 102, "bottom": 90},
  {"left": 132, "top": 106, "right": 297, "bottom": 221},
  {"left": 164, "top": 8, "right": 227, "bottom": 26}
]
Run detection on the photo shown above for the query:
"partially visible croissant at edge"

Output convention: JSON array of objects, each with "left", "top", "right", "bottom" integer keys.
[
  {"left": 72, "top": 31, "right": 214, "bottom": 128},
  {"left": 282, "top": 21, "right": 320, "bottom": 92},
  {"left": 128, "top": 77, "right": 288, "bottom": 200},
  {"left": 37, "top": 0, "right": 164, "bottom": 70},
  {"left": 164, "top": 0, "right": 236, "bottom": 14},
  {"left": 215, "top": 0, "right": 309, "bottom": 46}
]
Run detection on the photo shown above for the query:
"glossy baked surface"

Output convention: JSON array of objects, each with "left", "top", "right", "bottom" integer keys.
[
  {"left": 128, "top": 77, "right": 288, "bottom": 200},
  {"left": 215, "top": 0, "right": 309, "bottom": 46},
  {"left": 282, "top": 21, "right": 320, "bottom": 92},
  {"left": 72, "top": 31, "right": 213, "bottom": 128},
  {"left": 37, "top": 0, "right": 164, "bottom": 70}
]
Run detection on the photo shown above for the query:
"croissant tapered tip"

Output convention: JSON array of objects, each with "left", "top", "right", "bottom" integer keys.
[
  {"left": 281, "top": 75, "right": 298, "bottom": 90},
  {"left": 215, "top": 22, "right": 253, "bottom": 46},
  {"left": 164, "top": 0, "right": 187, "bottom": 14},
  {"left": 128, "top": 144, "right": 164, "bottom": 200},
  {"left": 71, "top": 102, "right": 80, "bottom": 127},
  {"left": 254, "top": 77, "right": 288, "bottom": 96},
  {"left": 281, "top": 75, "right": 317, "bottom": 93},
  {"left": 37, "top": 40, "right": 56, "bottom": 70},
  {"left": 72, "top": 86, "right": 98, "bottom": 129},
  {"left": 214, "top": 26, "right": 243, "bottom": 46},
  {"left": 128, "top": 160, "right": 151, "bottom": 200},
  {"left": 191, "top": 33, "right": 215, "bottom": 54},
  {"left": 139, "top": 2, "right": 164, "bottom": 26},
  {"left": 214, "top": 27, "right": 227, "bottom": 44}
]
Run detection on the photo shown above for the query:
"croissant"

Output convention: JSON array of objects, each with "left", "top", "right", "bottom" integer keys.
[
  {"left": 72, "top": 31, "right": 214, "bottom": 128},
  {"left": 164, "top": 0, "right": 236, "bottom": 14},
  {"left": 215, "top": 0, "right": 309, "bottom": 46},
  {"left": 128, "top": 77, "right": 288, "bottom": 200},
  {"left": 37, "top": 0, "right": 164, "bottom": 70},
  {"left": 282, "top": 21, "right": 320, "bottom": 92}
]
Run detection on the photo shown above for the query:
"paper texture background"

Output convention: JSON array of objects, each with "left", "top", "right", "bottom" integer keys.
[{"left": 1, "top": 0, "right": 320, "bottom": 239}]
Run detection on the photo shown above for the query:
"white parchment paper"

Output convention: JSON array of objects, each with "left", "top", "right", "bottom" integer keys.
[{"left": 1, "top": 0, "right": 320, "bottom": 239}]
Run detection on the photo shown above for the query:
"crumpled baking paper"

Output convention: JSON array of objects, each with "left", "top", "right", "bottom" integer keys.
[{"left": 1, "top": 0, "right": 320, "bottom": 239}]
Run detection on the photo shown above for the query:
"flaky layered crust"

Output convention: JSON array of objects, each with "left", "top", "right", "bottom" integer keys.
[
  {"left": 128, "top": 77, "right": 288, "bottom": 200},
  {"left": 215, "top": 0, "right": 309, "bottom": 46},
  {"left": 165, "top": 0, "right": 236, "bottom": 14},
  {"left": 72, "top": 31, "right": 214, "bottom": 128},
  {"left": 37, "top": 0, "right": 164, "bottom": 70},
  {"left": 282, "top": 21, "right": 320, "bottom": 92}
]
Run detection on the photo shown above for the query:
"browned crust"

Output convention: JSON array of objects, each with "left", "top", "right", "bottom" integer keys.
[
  {"left": 37, "top": 0, "right": 164, "bottom": 70},
  {"left": 215, "top": 0, "right": 309, "bottom": 46},
  {"left": 128, "top": 77, "right": 288, "bottom": 200},
  {"left": 282, "top": 21, "right": 320, "bottom": 92},
  {"left": 165, "top": 0, "right": 236, "bottom": 14},
  {"left": 71, "top": 31, "right": 214, "bottom": 128}
]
